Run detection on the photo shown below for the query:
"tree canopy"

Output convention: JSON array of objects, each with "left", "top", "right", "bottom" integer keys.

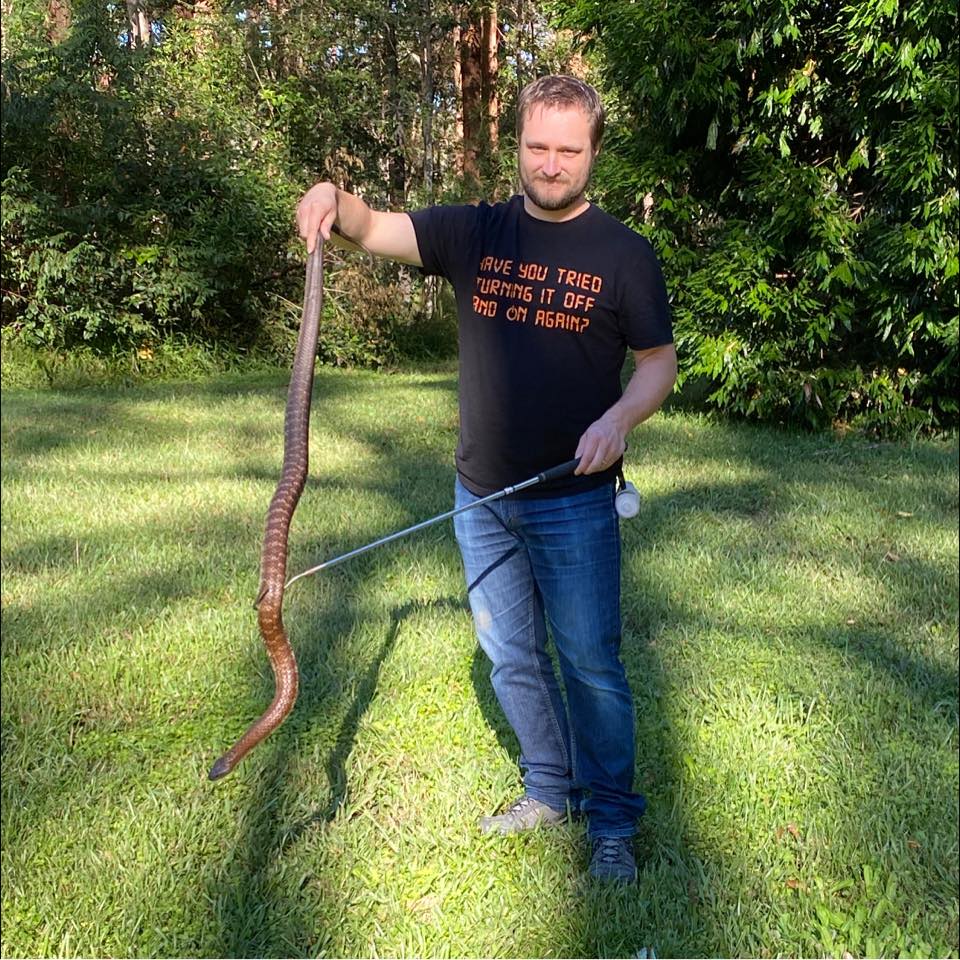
[{"left": 2, "top": 0, "right": 957, "bottom": 434}]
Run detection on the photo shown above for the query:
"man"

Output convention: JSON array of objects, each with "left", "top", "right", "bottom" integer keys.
[{"left": 297, "top": 75, "right": 677, "bottom": 883}]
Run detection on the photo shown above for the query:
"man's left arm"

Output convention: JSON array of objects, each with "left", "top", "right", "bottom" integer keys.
[{"left": 574, "top": 343, "right": 678, "bottom": 475}]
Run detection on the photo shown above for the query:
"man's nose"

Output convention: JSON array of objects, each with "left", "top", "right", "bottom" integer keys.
[{"left": 542, "top": 153, "right": 562, "bottom": 176}]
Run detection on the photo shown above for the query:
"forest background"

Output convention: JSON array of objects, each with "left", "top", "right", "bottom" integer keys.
[{"left": 2, "top": 0, "right": 957, "bottom": 438}]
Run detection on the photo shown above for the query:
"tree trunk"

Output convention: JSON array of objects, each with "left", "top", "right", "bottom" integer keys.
[
  {"left": 460, "top": 7, "right": 482, "bottom": 188},
  {"left": 420, "top": 0, "right": 435, "bottom": 201},
  {"left": 384, "top": 9, "right": 406, "bottom": 208},
  {"left": 452, "top": 16, "right": 464, "bottom": 175},
  {"left": 481, "top": 2, "right": 498, "bottom": 157},
  {"left": 46, "top": 0, "right": 70, "bottom": 43},
  {"left": 264, "top": 0, "right": 303, "bottom": 77},
  {"left": 125, "top": 0, "right": 151, "bottom": 48}
]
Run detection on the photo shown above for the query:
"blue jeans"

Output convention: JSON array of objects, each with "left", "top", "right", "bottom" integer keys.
[{"left": 454, "top": 478, "right": 646, "bottom": 838}]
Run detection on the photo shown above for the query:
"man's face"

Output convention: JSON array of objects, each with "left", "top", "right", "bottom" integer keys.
[{"left": 518, "top": 104, "right": 596, "bottom": 214}]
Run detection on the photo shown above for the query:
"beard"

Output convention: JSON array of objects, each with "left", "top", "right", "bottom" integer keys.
[{"left": 519, "top": 162, "right": 593, "bottom": 213}]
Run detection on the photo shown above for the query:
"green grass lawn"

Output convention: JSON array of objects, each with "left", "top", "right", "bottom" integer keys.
[{"left": 2, "top": 366, "right": 958, "bottom": 959}]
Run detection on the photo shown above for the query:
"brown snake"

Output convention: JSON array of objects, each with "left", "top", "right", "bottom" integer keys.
[{"left": 208, "top": 241, "right": 324, "bottom": 781}]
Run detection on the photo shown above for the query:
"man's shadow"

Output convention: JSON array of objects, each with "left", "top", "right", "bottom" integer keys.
[{"left": 285, "top": 594, "right": 470, "bottom": 842}]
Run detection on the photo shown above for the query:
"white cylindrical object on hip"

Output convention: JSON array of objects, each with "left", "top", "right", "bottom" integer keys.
[{"left": 615, "top": 481, "right": 641, "bottom": 519}]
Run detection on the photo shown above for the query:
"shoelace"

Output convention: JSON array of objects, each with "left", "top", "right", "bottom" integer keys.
[{"left": 593, "top": 837, "right": 629, "bottom": 863}]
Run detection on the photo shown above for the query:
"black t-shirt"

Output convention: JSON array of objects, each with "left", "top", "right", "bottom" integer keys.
[{"left": 409, "top": 195, "right": 673, "bottom": 497}]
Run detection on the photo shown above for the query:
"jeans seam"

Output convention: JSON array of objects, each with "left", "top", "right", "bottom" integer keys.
[{"left": 589, "top": 826, "right": 636, "bottom": 840}]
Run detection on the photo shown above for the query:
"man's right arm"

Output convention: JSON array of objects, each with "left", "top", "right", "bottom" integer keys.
[{"left": 296, "top": 182, "right": 422, "bottom": 267}]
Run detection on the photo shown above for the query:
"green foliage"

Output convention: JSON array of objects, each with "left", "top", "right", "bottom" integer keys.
[
  {"left": 0, "top": 325, "right": 284, "bottom": 387},
  {"left": 559, "top": 0, "right": 959, "bottom": 435},
  {"left": 280, "top": 260, "right": 415, "bottom": 369},
  {"left": 5, "top": 0, "right": 956, "bottom": 428},
  {"left": 1, "top": 2, "right": 441, "bottom": 370},
  {"left": 312, "top": 260, "right": 457, "bottom": 368},
  {"left": 1, "top": 5, "right": 297, "bottom": 351}
]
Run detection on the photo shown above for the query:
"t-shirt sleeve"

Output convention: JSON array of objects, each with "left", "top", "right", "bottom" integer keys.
[
  {"left": 408, "top": 204, "right": 482, "bottom": 282},
  {"left": 619, "top": 237, "right": 674, "bottom": 350}
]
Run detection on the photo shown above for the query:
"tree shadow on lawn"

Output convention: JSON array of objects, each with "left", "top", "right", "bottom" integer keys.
[
  {"left": 8, "top": 376, "right": 953, "bottom": 956},
  {"left": 633, "top": 464, "right": 956, "bottom": 956},
  {"left": 1, "top": 372, "right": 460, "bottom": 958},
  {"left": 0, "top": 368, "right": 384, "bottom": 477},
  {"left": 202, "top": 590, "right": 471, "bottom": 958},
  {"left": 285, "top": 593, "right": 471, "bottom": 841},
  {"left": 1, "top": 505, "right": 259, "bottom": 833},
  {"left": 199, "top": 408, "right": 956, "bottom": 957}
]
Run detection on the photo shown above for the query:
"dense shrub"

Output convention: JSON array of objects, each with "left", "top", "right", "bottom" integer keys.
[
  {"left": 560, "top": 0, "right": 958, "bottom": 435},
  {"left": 1, "top": 8, "right": 302, "bottom": 352},
  {"left": 1, "top": 4, "right": 447, "bottom": 374}
]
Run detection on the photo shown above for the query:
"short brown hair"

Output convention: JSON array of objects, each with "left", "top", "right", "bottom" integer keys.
[{"left": 516, "top": 75, "right": 605, "bottom": 152}]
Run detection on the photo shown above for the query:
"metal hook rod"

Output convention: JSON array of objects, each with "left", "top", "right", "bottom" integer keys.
[{"left": 284, "top": 457, "right": 581, "bottom": 590}]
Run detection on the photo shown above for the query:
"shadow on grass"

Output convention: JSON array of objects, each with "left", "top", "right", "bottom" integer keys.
[
  {"left": 466, "top": 452, "right": 957, "bottom": 956},
  {"left": 0, "top": 368, "right": 429, "bottom": 474},
  {"left": 287, "top": 594, "right": 470, "bottom": 840},
  {"left": 613, "top": 455, "right": 956, "bottom": 955},
  {"left": 2, "top": 370, "right": 460, "bottom": 957},
  {"left": 202, "top": 592, "right": 470, "bottom": 957}
]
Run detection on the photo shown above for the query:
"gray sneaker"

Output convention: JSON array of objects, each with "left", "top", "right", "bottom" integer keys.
[
  {"left": 589, "top": 836, "right": 638, "bottom": 882},
  {"left": 479, "top": 796, "right": 568, "bottom": 835}
]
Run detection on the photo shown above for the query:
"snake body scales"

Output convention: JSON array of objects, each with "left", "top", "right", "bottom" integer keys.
[{"left": 208, "top": 243, "right": 324, "bottom": 781}]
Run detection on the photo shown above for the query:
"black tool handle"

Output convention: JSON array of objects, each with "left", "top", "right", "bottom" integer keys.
[{"left": 536, "top": 457, "right": 582, "bottom": 483}]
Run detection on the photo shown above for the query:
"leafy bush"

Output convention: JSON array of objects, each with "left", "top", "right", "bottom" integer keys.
[
  {"left": 259, "top": 259, "right": 455, "bottom": 370},
  {"left": 560, "top": 0, "right": 958, "bottom": 435},
  {"left": 1, "top": 7, "right": 300, "bottom": 355},
  {"left": 1, "top": 4, "right": 457, "bottom": 379}
]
